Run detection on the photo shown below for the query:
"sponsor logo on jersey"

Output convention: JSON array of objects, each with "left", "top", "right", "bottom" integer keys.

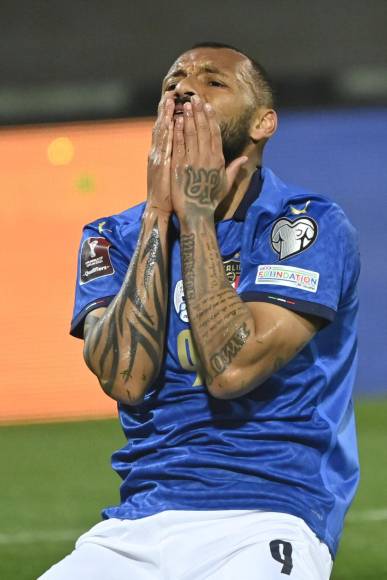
[
  {"left": 271, "top": 217, "right": 317, "bottom": 260},
  {"left": 255, "top": 264, "right": 319, "bottom": 293},
  {"left": 223, "top": 254, "right": 240, "bottom": 289},
  {"left": 80, "top": 237, "right": 114, "bottom": 285}
]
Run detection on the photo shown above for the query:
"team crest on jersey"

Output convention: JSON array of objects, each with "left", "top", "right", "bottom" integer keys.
[
  {"left": 223, "top": 254, "right": 241, "bottom": 288},
  {"left": 174, "top": 280, "right": 189, "bottom": 322},
  {"left": 271, "top": 217, "right": 317, "bottom": 260},
  {"left": 80, "top": 237, "right": 114, "bottom": 285}
]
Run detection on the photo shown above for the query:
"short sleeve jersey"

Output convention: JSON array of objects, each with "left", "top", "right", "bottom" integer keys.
[{"left": 71, "top": 167, "right": 360, "bottom": 557}]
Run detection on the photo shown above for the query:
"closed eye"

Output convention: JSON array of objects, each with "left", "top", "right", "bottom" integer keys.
[
  {"left": 208, "top": 80, "right": 226, "bottom": 87},
  {"left": 164, "top": 79, "right": 227, "bottom": 91}
]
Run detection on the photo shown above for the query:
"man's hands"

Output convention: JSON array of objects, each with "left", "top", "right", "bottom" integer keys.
[
  {"left": 170, "top": 96, "right": 247, "bottom": 220},
  {"left": 147, "top": 95, "right": 247, "bottom": 220},
  {"left": 147, "top": 98, "right": 175, "bottom": 216}
]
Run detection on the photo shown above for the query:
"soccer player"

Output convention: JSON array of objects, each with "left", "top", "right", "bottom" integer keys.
[{"left": 40, "top": 43, "right": 360, "bottom": 579}]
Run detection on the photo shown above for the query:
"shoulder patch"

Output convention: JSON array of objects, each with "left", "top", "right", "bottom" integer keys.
[
  {"left": 80, "top": 237, "right": 115, "bottom": 285},
  {"left": 271, "top": 217, "right": 317, "bottom": 260},
  {"left": 255, "top": 264, "right": 319, "bottom": 293}
]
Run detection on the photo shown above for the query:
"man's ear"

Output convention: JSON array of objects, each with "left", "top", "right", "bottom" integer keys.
[{"left": 250, "top": 109, "right": 278, "bottom": 142}]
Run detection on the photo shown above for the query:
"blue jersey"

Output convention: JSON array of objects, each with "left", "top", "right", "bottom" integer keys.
[{"left": 71, "top": 167, "right": 360, "bottom": 557}]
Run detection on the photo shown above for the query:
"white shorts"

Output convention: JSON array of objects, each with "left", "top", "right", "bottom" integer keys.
[{"left": 38, "top": 510, "right": 333, "bottom": 580}]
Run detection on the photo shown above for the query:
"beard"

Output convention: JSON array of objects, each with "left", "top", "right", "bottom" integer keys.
[{"left": 219, "top": 106, "right": 255, "bottom": 165}]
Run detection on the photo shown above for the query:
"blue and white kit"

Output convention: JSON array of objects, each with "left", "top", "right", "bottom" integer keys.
[{"left": 71, "top": 167, "right": 360, "bottom": 558}]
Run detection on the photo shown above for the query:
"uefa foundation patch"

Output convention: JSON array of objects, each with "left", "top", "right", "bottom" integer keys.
[{"left": 255, "top": 265, "right": 319, "bottom": 293}]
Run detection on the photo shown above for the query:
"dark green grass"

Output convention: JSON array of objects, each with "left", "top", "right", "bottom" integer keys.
[{"left": 0, "top": 399, "right": 386, "bottom": 579}]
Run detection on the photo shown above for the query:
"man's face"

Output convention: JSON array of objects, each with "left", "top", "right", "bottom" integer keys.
[{"left": 162, "top": 47, "right": 258, "bottom": 164}]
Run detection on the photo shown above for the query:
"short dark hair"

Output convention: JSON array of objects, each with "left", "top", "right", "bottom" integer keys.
[{"left": 190, "top": 41, "right": 275, "bottom": 108}]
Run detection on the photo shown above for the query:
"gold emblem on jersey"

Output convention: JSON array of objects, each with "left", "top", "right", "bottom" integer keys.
[
  {"left": 290, "top": 200, "right": 311, "bottom": 215},
  {"left": 98, "top": 221, "right": 112, "bottom": 234}
]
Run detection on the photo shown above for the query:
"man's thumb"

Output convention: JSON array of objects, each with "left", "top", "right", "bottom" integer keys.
[{"left": 226, "top": 156, "right": 248, "bottom": 192}]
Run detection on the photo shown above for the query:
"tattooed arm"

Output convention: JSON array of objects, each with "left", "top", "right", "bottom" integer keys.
[
  {"left": 180, "top": 212, "right": 320, "bottom": 398},
  {"left": 172, "top": 97, "right": 321, "bottom": 399},
  {"left": 82, "top": 98, "right": 175, "bottom": 405},
  {"left": 83, "top": 208, "right": 169, "bottom": 405}
]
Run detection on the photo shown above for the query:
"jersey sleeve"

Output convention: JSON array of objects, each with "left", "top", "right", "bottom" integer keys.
[
  {"left": 70, "top": 223, "right": 130, "bottom": 339},
  {"left": 237, "top": 198, "right": 360, "bottom": 323}
]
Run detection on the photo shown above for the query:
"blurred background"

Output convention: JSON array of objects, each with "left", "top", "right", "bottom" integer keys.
[{"left": 1, "top": 1, "right": 386, "bottom": 578}]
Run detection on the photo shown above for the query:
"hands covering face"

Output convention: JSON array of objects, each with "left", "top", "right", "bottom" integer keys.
[{"left": 147, "top": 97, "right": 247, "bottom": 220}]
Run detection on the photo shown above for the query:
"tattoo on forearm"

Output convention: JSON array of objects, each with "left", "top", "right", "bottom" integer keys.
[
  {"left": 210, "top": 323, "right": 251, "bottom": 375},
  {"left": 180, "top": 220, "right": 252, "bottom": 387},
  {"left": 85, "top": 217, "right": 167, "bottom": 395},
  {"left": 120, "top": 321, "right": 160, "bottom": 382},
  {"left": 83, "top": 314, "right": 102, "bottom": 367},
  {"left": 184, "top": 166, "right": 221, "bottom": 205},
  {"left": 181, "top": 234, "right": 195, "bottom": 300},
  {"left": 143, "top": 223, "right": 163, "bottom": 288},
  {"left": 190, "top": 292, "right": 247, "bottom": 347}
]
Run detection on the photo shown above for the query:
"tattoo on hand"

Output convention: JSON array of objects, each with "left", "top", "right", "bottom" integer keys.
[{"left": 184, "top": 166, "right": 221, "bottom": 205}]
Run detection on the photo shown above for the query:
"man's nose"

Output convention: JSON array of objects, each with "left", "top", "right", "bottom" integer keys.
[{"left": 174, "top": 77, "right": 198, "bottom": 99}]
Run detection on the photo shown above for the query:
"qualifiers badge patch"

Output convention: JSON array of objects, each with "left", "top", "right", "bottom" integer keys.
[
  {"left": 223, "top": 254, "right": 241, "bottom": 289},
  {"left": 271, "top": 217, "right": 317, "bottom": 260},
  {"left": 80, "top": 237, "right": 114, "bottom": 285}
]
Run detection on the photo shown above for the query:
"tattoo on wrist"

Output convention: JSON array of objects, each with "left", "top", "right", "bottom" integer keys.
[{"left": 185, "top": 166, "right": 221, "bottom": 205}]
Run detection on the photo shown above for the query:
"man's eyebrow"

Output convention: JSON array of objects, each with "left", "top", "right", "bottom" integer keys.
[
  {"left": 165, "top": 68, "right": 186, "bottom": 80},
  {"left": 162, "top": 69, "right": 185, "bottom": 88},
  {"left": 163, "top": 64, "right": 229, "bottom": 85},
  {"left": 201, "top": 65, "right": 228, "bottom": 77}
]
